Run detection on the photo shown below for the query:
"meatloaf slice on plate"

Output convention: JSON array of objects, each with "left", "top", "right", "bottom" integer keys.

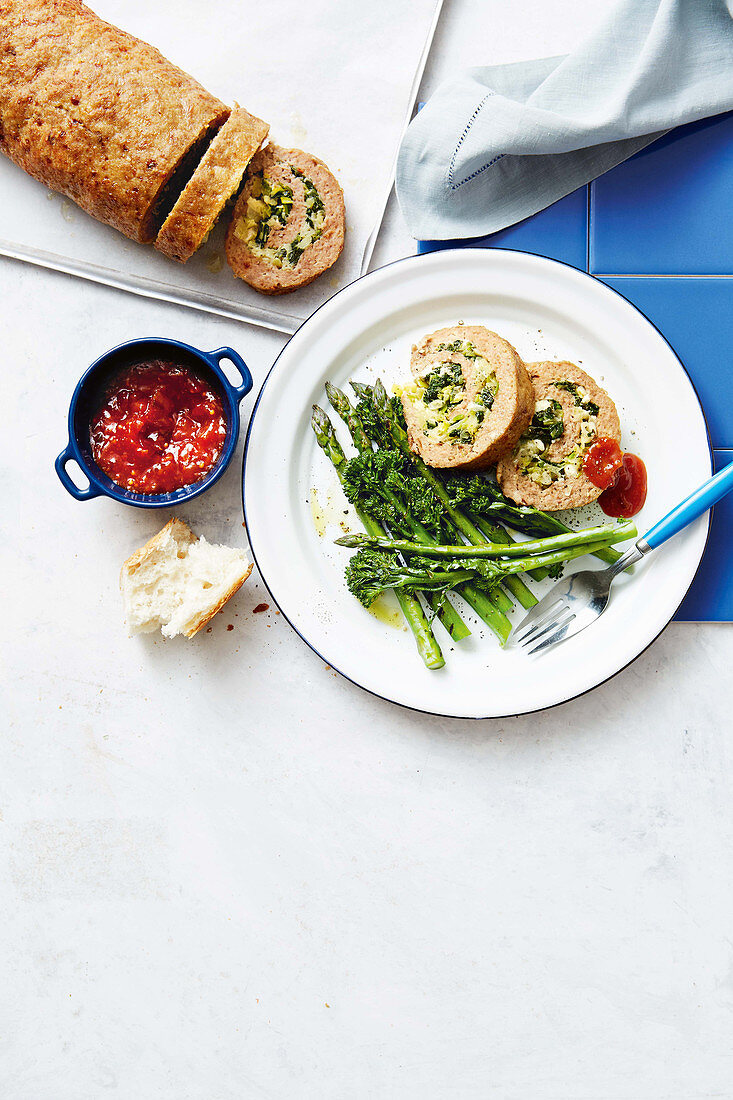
[
  {"left": 155, "top": 108, "right": 269, "bottom": 263},
  {"left": 496, "top": 361, "right": 621, "bottom": 510},
  {"left": 0, "top": 0, "right": 229, "bottom": 243},
  {"left": 398, "top": 326, "right": 534, "bottom": 472},
  {"left": 225, "top": 145, "right": 345, "bottom": 294}
]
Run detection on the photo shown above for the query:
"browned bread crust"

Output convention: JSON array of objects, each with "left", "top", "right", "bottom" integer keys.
[
  {"left": 0, "top": 0, "right": 230, "bottom": 242},
  {"left": 155, "top": 107, "right": 269, "bottom": 263},
  {"left": 401, "top": 326, "right": 534, "bottom": 473},
  {"left": 121, "top": 518, "right": 197, "bottom": 580},
  {"left": 496, "top": 361, "right": 621, "bottom": 510},
  {"left": 182, "top": 563, "right": 253, "bottom": 638},
  {"left": 225, "top": 144, "right": 345, "bottom": 294}
]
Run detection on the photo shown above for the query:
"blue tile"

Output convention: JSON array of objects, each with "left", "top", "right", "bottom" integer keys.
[
  {"left": 419, "top": 185, "right": 589, "bottom": 271},
  {"left": 601, "top": 278, "right": 733, "bottom": 450},
  {"left": 590, "top": 112, "right": 733, "bottom": 275},
  {"left": 675, "top": 451, "right": 733, "bottom": 622}
]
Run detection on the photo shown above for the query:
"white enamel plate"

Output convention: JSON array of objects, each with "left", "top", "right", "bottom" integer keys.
[{"left": 243, "top": 250, "right": 711, "bottom": 718}]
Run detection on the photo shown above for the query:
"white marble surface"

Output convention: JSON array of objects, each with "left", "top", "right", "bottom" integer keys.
[{"left": 3, "top": 1, "right": 733, "bottom": 1097}]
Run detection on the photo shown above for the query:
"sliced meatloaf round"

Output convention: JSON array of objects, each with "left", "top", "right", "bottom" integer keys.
[
  {"left": 496, "top": 361, "right": 621, "bottom": 510},
  {"left": 225, "top": 145, "right": 345, "bottom": 294},
  {"left": 398, "top": 326, "right": 534, "bottom": 472},
  {"left": 0, "top": 0, "right": 230, "bottom": 243},
  {"left": 155, "top": 107, "right": 269, "bottom": 263}
]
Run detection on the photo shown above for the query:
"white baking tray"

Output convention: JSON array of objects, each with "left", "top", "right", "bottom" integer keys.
[{"left": 0, "top": 0, "right": 443, "bottom": 333}]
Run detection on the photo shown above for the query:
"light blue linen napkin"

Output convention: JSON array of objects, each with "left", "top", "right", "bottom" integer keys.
[{"left": 396, "top": 0, "right": 733, "bottom": 240}]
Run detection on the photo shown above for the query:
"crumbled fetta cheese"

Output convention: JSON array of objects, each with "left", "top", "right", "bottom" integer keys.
[
  {"left": 515, "top": 384, "right": 599, "bottom": 486},
  {"left": 398, "top": 343, "right": 499, "bottom": 447}
]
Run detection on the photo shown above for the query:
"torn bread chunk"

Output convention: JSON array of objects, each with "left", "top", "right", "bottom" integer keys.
[
  {"left": 120, "top": 519, "right": 252, "bottom": 639},
  {"left": 0, "top": 0, "right": 230, "bottom": 243},
  {"left": 398, "top": 326, "right": 534, "bottom": 472},
  {"left": 496, "top": 361, "right": 621, "bottom": 510},
  {"left": 155, "top": 107, "right": 269, "bottom": 262},
  {"left": 225, "top": 144, "right": 345, "bottom": 294}
]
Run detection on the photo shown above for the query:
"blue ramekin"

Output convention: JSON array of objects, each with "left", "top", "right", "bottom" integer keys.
[{"left": 55, "top": 337, "right": 253, "bottom": 508}]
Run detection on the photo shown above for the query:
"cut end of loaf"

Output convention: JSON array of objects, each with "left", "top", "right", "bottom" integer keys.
[
  {"left": 154, "top": 107, "right": 269, "bottom": 262},
  {"left": 120, "top": 518, "right": 253, "bottom": 639}
]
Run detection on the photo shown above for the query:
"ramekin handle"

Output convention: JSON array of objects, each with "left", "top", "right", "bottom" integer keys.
[
  {"left": 207, "top": 347, "right": 253, "bottom": 400},
  {"left": 55, "top": 447, "right": 102, "bottom": 501}
]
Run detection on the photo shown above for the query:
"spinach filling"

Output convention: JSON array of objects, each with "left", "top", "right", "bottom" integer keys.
[
  {"left": 422, "top": 361, "right": 463, "bottom": 407},
  {"left": 235, "top": 166, "right": 326, "bottom": 269},
  {"left": 552, "top": 380, "right": 600, "bottom": 418},
  {"left": 514, "top": 380, "right": 600, "bottom": 487},
  {"left": 529, "top": 398, "right": 564, "bottom": 448},
  {"left": 398, "top": 339, "right": 500, "bottom": 447}
]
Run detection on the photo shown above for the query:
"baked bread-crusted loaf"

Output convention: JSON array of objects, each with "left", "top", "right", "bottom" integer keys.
[
  {"left": 226, "top": 144, "right": 345, "bottom": 294},
  {"left": 155, "top": 107, "right": 269, "bottom": 262},
  {"left": 399, "top": 326, "right": 534, "bottom": 472},
  {"left": 120, "top": 518, "right": 253, "bottom": 639},
  {"left": 0, "top": 0, "right": 230, "bottom": 242},
  {"left": 497, "top": 361, "right": 621, "bottom": 510}
]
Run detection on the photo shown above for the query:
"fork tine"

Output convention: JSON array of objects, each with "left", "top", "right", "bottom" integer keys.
[
  {"left": 520, "top": 605, "right": 574, "bottom": 649},
  {"left": 512, "top": 598, "right": 563, "bottom": 643},
  {"left": 528, "top": 613, "right": 577, "bottom": 655}
]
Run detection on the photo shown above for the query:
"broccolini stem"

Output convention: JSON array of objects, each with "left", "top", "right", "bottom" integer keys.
[
  {"left": 473, "top": 523, "right": 543, "bottom": 603},
  {"left": 311, "top": 406, "right": 445, "bottom": 670},
  {"left": 470, "top": 514, "right": 549, "bottom": 583},
  {"left": 424, "top": 593, "right": 471, "bottom": 641},
  {"left": 454, "top": 482, "right": 622, "bottom": 568},
  {"left": 502, "top": 539, "right": 616, "bottom": 575}
]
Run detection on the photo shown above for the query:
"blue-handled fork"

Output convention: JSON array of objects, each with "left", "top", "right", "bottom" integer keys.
[{"left": 510, "top": 459, "right": 733, "bottom": 655}]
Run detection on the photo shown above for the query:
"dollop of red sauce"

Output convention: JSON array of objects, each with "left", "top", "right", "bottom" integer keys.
[
  {"left": 89, "top": 359, "right": 227, "bottom": 494},
  {"left": 582, "top": 437, "right": 624, "bottom": 490},
  {"left": 598, "top": 453, "right": 648, "bottom": 518},
  {"left": 583, "top": 437, "right": 648, "bottom": 517}
]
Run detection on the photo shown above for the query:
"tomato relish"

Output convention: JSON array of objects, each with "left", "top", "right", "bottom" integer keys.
[
  {"left": 582, "top": 437, "right": 647, "bottom": 518},
  {"left": 582, "top": 436, "right": 623, "bottom": 490},
  {"left": 598, "top": 453, "right": 648, "bottom": 518},
  {"left": 89, "top": 359, "right": 227, "bottom": 494}
]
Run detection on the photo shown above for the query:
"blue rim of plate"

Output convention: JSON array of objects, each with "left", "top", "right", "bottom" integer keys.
[{"left": 242, "top": 247, "right": 714, "bottom": 720}]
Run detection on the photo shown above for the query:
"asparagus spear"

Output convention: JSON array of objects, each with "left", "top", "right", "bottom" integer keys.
[
  {"left": 335, "top": 521, "right": 637, "bottom": 559},
  {"left": 311, "top": 406, "right": 445, "bottom": 670}
]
